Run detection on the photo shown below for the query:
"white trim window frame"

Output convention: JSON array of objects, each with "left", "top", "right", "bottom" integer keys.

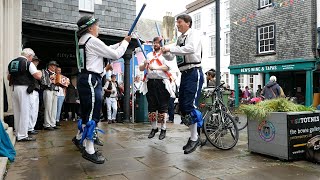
[
  {"left": 260, "top": 0, "right": 272, "bottom": 9},
  {"left": 225, "top": 32, "right": 230, "bottom": 55},
  {"left": 210, "top": 36, "right": 215, "bottom": 57},
  {"left": 210, "top": 7, "right": 215, "bottom": 25},
  {"left": 194, "top": 13, "right": 201, "bottom": 29},
  {"left": 225, "top": 1, "right": 230, "bottom": 20},
  {"left": 79, "top": 0, "right": 95, "bottom": 13},
  {"left": 258, "top": 24, "right": 275, "bottom": 54}
]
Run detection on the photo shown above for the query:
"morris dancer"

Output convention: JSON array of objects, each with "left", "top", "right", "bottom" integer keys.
[
  {"left": 72, "top": 16, "right": 131, "bottom": 164},
  {"left": 140, "top": 37, "right": 175, "bottom": 140},
  {"left": 161, "top": 14, "right": 204, "bottom": 154}
]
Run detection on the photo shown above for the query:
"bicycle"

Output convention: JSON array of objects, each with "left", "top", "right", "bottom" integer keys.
[
  {"left": 201, "top": 83, "right": 239, "bottom": 150},
  {"left": 228, "top": 97, "right": 248, "bottom": 131}
]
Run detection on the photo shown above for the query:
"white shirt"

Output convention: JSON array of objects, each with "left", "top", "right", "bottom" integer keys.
[
  {"left": 103, "top": 81, "right": 118, "bottom": 98},
  {"left": 144, "top": 51, "right": 170, "bottom": 80},
  {"left": 79, "top": 33, "right": 129, "bottom": 75},
  {"left": 57, "top": 86, "right": 65, "bottom": 96},
  {"left": 133, "top": 81, "right": 142, "bottom": 93},
  {"left": 163, "top": 28, "right": 202, "bottom": 72}
]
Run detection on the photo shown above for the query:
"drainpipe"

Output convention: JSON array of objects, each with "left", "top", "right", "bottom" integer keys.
[{"left": 215, "top": 0, "right": 221, "bottom": 86}]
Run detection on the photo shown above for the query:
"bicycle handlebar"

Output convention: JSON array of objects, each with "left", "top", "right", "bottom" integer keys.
[{"left": 203, "top": 83, "right": 226, "bottom": 98}]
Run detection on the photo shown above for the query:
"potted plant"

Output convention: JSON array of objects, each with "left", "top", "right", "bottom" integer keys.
[{"left": 239, "top": 98, "right": 319, "bottom": 160}]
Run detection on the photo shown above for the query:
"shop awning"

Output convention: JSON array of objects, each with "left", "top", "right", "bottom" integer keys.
[{"left": 229, "top": 58, "right": 317, "bottom": 74}]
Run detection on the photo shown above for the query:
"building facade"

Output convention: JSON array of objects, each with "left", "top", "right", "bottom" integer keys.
[
  {"left": 0, "top": 0, "right": 22, "bottom": 120},
  {"left": 229, "top": 0, "right": 318, "bottom": 106},
  {"left": 184, "top": 0, "right": 232, "bottom": 88}
]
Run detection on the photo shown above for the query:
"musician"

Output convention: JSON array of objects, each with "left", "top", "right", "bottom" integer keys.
[
  {"left": 43, "top": 61, "right": 59, "bottom": 130},
  {"left": 72, "top": 16, "right": 131, "bottom": 164},
  {"left": 55, "top": 67, "right": 69, "bottom": 126},
  {"left": 28, "top": 56, "right": 41, "bottom": 135},
  {"left": 139, "top": 37, "right": 175, "bottom": 140}
]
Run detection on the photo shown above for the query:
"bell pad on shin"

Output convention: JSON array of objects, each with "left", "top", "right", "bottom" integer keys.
[
  {"left": 157, "top": 113, "right": 166, "bottom": 123},
  {"left": 181, "top": 114, "right": 194, "bottom": 126},
  {"left": 148, "top": 112, "right": 157, "bottom": 122}
]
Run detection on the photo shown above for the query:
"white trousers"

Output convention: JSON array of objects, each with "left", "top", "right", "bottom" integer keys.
[
  {"left": 106, "top": 97, "right": 117, "bottom": 120},
  {"left": 29, "top": 91, "right": 39, "bottom": 131},
  {"left": 43, "top": 90, "right": 57, "bottom": 127},
  {"left": 12, "top": 85, "right": 31, "bottom": 140}
]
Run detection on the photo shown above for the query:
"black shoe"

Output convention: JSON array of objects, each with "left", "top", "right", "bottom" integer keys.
[
  {"left": 44, "top": 127, "right": 54, "bottom": 131},
  {"left": 72, "top": 136, "right": 84, "bottom": 152},
  {"left": 184, "top": 137, "right": 201, "bottom": 154},
  {"left": 17, "top": 137, "right": 36, "bottom": 142},
  {"left": 148, "top": 128, "right": 159, "bottom": 139},
  {"left": 53, "top": 126, "right": 60, "bottom": 129},
  {"left": 56, "top": 122, "right": 62, "bottom": 126},
  {"left": 82, "top": 150, "right": 106, "bottom": 164},
  {"left": 159, "top": 129, "right": 166, "bottom": 140},
  {"left": 94, "top": 136, "right": 104, "bottom": 146},
  {"left": 183, "top": 138, "right": 191, "bottom": 150},
  {"left": 28, "top": 130, "right": 39, "bottom": 135}
]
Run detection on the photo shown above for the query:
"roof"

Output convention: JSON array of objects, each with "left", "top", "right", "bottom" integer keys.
[
  {"left": 185, "top": 0, "right": 214, "bottom": 14},
  {"left": 136, "top": 18, "right": 162, "bottom": 42},
  {"left": 22, "top": 17, "right": 127, "bottom": 37}
]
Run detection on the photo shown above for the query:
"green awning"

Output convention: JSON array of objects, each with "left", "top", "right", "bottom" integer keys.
[{"left": 229, "top": 58, "right": 317, "bottom": 74}]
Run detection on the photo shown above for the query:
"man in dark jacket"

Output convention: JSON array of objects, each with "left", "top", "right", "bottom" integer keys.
[{"left": 262, "top": 76, "right": 281, "bottom": 99}]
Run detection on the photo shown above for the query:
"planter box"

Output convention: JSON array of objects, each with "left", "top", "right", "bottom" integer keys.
[{"left": 248, "top": 111, "right": 320, "bottom": 160}]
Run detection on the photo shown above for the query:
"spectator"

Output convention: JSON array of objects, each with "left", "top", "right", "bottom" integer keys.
[
  {"left": 262, "top": 76, "right": 281, "bottom": 99},
  {"left": 103, "top": 74, "right": 119, "bottom": 124},
  {"left": 205, "top": 70, "right": 216, "bottom": 87},
  {"left": 7, "top": 48, "right": 42, "bottom": 141},
  {"left": 64, "top": 81, "right": 79, "bottom": 121},
  {"left": 256, "top": 85, "right": 262, "bottom": 97}
]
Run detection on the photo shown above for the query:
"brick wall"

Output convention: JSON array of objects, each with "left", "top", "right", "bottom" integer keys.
[
  {"left": 22, "top": 0, "right": 136, "bottom": 31},
  {"left": 230, "top": 0, "right": 317, "bottom": 65}
]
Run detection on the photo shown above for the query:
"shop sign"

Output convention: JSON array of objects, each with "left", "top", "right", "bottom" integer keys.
[
  {"left": 230, "top": 61, "right": 315, "bottom": 74},
  {"left": 287, "top": 113, "right": 320, "bottom": 159}
]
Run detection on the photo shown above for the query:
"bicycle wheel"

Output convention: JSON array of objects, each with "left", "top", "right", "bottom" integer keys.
[
  {"left": 203, "top": 110, "right": 239, "bottom": 150},
  {"left": 233, "top": 114, "right": 248, "bottom": 131}
]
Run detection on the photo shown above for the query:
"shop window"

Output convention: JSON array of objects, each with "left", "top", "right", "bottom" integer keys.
[
  {"left": 79, "top": 0, "right": 94, "bottom": 12},
  {"left": 225, "top": 73, "right": 229, "bottom": 85},
  {"left": 257, "top": 24, "right": 275, "bottom": 54},
  {"left": 238, "top": 75, "right": 244, "bottom": 89},
  {"left": 194, "top": 13, "right": 201, "bottom": 29},
  {"left": 249, "top": 75, "right": 254, "bottom": 89},
  {"left": 259, "top": 0, "right": 273, "bottom": 9}
]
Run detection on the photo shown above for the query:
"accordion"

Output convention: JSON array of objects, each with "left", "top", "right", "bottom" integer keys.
[{"left": 55, "top": 74, "right": 69, "bottom": 87}]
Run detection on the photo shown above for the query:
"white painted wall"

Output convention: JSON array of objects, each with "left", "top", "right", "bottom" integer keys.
[
  {"left": 187, "top": 0, "right": 232, "bottom": 88},
  {"left": 0, "top": 0, "right": 22, "bottom": 120}
]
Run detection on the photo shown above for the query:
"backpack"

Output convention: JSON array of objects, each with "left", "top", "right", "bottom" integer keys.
[{"left": 305, "top": 135, "right": 320, "bottom": 163}]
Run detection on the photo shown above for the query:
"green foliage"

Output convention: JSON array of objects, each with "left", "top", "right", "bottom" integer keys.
[{"left": 238, "top": 98, "right": 315, "bottom": 121}]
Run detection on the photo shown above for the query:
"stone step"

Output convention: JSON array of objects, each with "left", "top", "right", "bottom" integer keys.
[{"left": 0, "top": 127, "right": 15, "bottom": 180}]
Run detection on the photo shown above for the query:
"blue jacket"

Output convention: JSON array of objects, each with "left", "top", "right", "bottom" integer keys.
[
  {"left": 0, "top": 121, "right": 16, "bottom": 162},
  {"left": 263, "top": 81, "right": 281, "bottom": 100}
]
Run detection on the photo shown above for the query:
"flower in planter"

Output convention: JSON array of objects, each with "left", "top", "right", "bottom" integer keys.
[{"left": 238, "top": 98, "right": 315, "bottom": 122}]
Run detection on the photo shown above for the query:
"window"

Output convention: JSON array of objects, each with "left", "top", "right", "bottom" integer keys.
[
  {"left": 257, "top": 24, "right": 275, "bottom": 54},
  {"left": 225, "top": 32, "right": 230, "bottom": 55},
  {"left": 225, "top": 1, "right": 230, "bottom": 19},
  {"left": 79, "top": 0, "right": 94, "bottom": 12},
  {"left": 249, "top": 75, "right": 254, "bottom": 89},
  {"left": 225, "top": 73, "right": 229, "bottom": 85},
  {"left": 194, "top": 13, "right": 201, "bottom": 29},
  {"left": 210, "top": 7, "right": 215, "bottom": 24},
  {"left": 210, "top": 36, "right": 215, "bottom": 56},
  {"left": 238, "top": 75, "right": 244, "bottom": 89},
  {"left": 259, "top": 0, "right": 272, "bottom": 9}
]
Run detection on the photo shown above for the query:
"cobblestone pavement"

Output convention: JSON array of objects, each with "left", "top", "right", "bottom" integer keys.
[{"left": 5, "top": 116, "right": 320, "bottom": 180}]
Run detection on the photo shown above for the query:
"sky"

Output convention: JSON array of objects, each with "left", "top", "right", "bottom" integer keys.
[{"left": 136, "top": 0, "right": 195, "bottom": 21}]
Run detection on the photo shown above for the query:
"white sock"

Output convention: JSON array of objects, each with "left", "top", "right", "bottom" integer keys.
[
  {"left": 190, "top": 123, "right": 198, "bottom": 141},
  {"left": 85, "top": 140, "right": 95, "bottom": 154},
  {"left": 151, "top": 121, "right": 157, "bottom": 129},
  {"left": 161, "top": 114, "right": 167, "bottom": 130},
  {"left": 76, "top": 124, "right": 86, "bottom": 140}
]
